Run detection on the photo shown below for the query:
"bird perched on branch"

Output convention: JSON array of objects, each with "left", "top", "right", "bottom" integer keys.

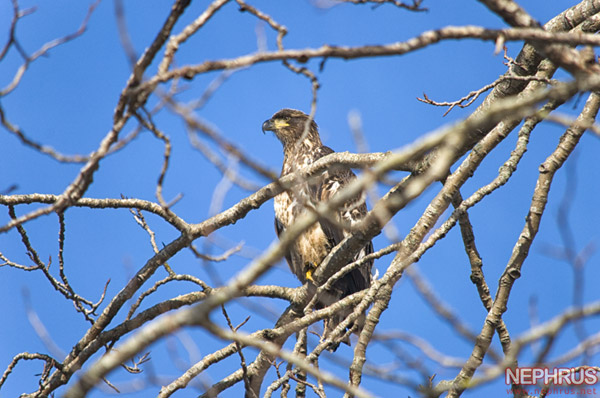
[{"left": 262, "top": 108, "right": 373, "bottom": 350}]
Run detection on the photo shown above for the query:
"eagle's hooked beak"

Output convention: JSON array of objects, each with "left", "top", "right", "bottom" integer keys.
[
  {"left": 261, "top": 119, "right": 274, "bottom": 134},
  {"left": 262, "top": 118, "right": 289, "bottom": 134}
]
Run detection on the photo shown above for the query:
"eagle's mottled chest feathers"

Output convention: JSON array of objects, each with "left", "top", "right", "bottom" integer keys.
[
  {"left": 274, "top": 144, "right": 330, "bottom": 281},
  {"left": 275, "top": 142, "right": 320, "bottom": 220},
  {"left": 281, "top": 139, "right": 319, "bottom": 174}
]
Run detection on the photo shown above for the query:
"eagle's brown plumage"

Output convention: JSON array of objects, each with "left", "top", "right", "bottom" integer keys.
[{"left": 262, "top": 108, "right": 373, "bottom": 350}]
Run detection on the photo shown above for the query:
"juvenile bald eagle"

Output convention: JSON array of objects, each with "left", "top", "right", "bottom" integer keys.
[{"left": 262, "top": 108, "right": 373, "bottom": 348}]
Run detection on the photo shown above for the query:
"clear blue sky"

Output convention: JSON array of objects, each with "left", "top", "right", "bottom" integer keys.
[{"left": 1, "top": 1, "right": 599, "bottom": 397}]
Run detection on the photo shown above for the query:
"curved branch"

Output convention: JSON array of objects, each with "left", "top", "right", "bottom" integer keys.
[{"left": 136, "top": 25, "right": 600, "bottom": 94}]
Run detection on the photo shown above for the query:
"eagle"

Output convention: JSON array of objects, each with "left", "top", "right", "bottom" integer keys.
[{"left": 262, "top": 108, "right": 373, "bottom": 349}]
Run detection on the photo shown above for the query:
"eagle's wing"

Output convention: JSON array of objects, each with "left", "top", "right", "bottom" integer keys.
[{"left": 311, "top": 146, "right": 372, "bottom": 295}]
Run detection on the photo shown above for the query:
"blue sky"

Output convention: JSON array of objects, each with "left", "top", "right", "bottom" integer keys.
[{"left": 1, "top": 1, "right": 599, "bottom": 397}]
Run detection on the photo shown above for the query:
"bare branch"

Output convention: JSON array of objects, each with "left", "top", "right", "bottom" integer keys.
[
  {"left": 330, "top": 0, "right": 427, "bottom": 12},
  {"left": 446, "top": 91, "right": 600, "bottom": 398},
  {"left": 136, "top": 25, "right": 600, "bottom": 94},
  {"left": 0, "top": 0, "right": 101, "bottom": 96}
]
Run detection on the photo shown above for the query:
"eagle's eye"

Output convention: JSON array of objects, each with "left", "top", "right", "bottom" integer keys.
[{"left": 283, "top": 116, "right": 291, "bottom": 122}]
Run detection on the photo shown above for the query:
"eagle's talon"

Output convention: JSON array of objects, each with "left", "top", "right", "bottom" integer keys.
[
  {"left": 306, "top": 270, "right": 313, "bottom": 281},
  {"left": 305, "top": 262, "right": 317, "bottom": 282}
]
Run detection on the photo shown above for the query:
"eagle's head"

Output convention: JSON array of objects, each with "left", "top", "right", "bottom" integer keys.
[{"left": 262, "top": 109, "right": 321, "bottom": 151}]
